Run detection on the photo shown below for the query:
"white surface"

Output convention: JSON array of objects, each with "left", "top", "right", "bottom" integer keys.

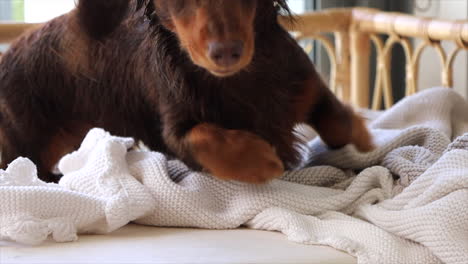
[
  {"left": 24, "top": 0, "right": 75, "bottom": 23},
  {"left": 288, "top": 0, "right": 306, "bottom": 14},
  {"left": 1, "top": 224, "right": 356, "bottom": 264}
]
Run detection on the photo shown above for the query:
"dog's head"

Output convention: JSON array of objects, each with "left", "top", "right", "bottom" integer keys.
[{"left": 143, "top": 0, "right": 290, "bottom": 77}]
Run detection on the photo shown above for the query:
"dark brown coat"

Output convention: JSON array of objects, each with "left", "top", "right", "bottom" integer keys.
[{"left": 0, "top": 0, "right": 372, "bottom": 183}]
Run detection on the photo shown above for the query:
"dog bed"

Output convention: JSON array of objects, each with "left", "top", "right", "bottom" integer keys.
[{"left": 2, "top": 87, "right": 468, "bottom": 264}]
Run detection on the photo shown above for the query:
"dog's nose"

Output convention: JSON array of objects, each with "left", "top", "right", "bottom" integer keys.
[{"left": 208, "top": 41, "right": 244, "bottom": 67}]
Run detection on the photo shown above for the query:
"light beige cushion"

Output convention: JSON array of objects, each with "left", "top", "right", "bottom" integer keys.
[{"left": 2, "top": 224, "right": 356, "bottom": 264}]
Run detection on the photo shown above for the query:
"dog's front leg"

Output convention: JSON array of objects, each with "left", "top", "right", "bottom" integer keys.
[
  {"left": 164, "top": 123, "right": 284, "bottom": 184},
  {"left": 299, "top": 77, "right": 374, "bottom": 152}
]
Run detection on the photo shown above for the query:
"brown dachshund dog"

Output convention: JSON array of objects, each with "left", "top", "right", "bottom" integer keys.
[{"left": 0, "top": 0, "right": 373, "bottom": 183}]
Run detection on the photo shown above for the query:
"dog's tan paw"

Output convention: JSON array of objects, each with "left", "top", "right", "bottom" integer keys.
[
  {"left": 351, "top": 113, "right": 374, "bottom": 152},
  {"left": 188, "top": 123, "right": 284, "bottom": 184}
]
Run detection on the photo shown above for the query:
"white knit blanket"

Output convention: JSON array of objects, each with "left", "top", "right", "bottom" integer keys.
[{"left": 1, "top": 87, "right": 468, "bottom": 264}]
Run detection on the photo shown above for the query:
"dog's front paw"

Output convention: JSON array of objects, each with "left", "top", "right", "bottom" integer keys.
[
  {"left": 351, "top": 113, "right": 374, "bottom": 152},
  {"left": 188, "top": 123, "right": 284, "bottom": 184}
]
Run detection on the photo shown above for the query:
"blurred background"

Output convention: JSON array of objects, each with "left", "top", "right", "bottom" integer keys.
[
  {"left": 0, "top": 0, "right": 75, "bottom": 22},
  {"left": 1, "top": 1, "right": 465, "bottom": 24}
]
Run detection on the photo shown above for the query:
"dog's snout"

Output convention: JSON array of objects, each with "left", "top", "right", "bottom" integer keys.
[{"left": 208, "top": 41, "right": 244, "bottom": 67}]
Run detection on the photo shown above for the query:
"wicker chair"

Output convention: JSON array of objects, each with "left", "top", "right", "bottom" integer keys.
[{"left": 280, "top": 8, "right": 468, "bottom": 110}]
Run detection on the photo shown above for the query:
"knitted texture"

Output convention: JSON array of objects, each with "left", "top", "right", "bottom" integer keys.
[{"left": 1, "top": 87, "right": 468, "bottom": 264}]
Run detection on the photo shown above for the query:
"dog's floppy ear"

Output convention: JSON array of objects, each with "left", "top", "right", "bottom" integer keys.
[{"left": 77, "top": 0, "right": 130, "bottom": 40}]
